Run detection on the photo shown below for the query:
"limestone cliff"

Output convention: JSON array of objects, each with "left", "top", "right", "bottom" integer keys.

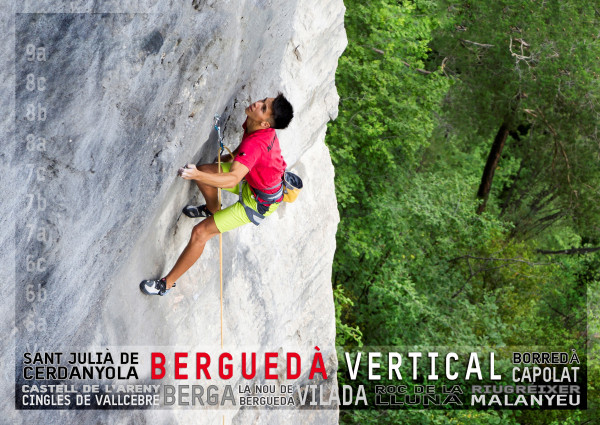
[{"left": 1, "top": 0, "right": 346, "bottom": 423}]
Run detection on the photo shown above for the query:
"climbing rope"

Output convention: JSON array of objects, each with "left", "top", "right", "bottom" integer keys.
[
  {"left": 213, "top": 114, "right": 232, "bottom": 350},
  {"left": 215, "top": 116, "right": 233, "bottom": 425}
]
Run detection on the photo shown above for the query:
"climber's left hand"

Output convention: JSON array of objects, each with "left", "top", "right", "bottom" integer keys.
[{"left": 178, "top": 164, "right": 199, "bottom": 180}]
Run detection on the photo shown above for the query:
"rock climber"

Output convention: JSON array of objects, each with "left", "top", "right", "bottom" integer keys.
[{"left": 140, "top": 93, "right": 294, "bottom": 296}]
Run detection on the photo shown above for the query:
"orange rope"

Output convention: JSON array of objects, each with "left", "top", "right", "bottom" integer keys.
[
  {"left": 217, "top": 146, "right": 233, "bottom": 350},
  {"left": 218, "top": 153, "right": 223, "bottom": 349}
]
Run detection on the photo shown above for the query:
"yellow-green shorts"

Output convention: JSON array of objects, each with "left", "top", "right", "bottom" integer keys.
[{"left": 213, "top": 162, "right": 280, "bottom": 233}]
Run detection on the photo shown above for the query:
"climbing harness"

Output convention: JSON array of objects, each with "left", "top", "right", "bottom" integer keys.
[
  {"left": 239, "top": 171, "right": 304, "bottom": 225},
  {"left": 238, "top": 181, "right": 283, "bottom": 225}
]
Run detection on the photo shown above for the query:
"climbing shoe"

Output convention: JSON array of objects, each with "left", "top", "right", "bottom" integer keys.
[
  {"left": 139, "top": 278, "right": 175, "bottom": 296},
  {"left": 182, "top": 204, "right": 214, "bottom": 218}
]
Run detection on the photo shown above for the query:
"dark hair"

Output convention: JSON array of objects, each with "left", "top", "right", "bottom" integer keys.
[{"left": 270, "top": 92, "right": 294, "bottom": 129}]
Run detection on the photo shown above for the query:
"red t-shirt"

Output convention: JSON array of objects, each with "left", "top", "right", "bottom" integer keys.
[{"left": 234, "top": 120, "right": 287, "bottom": 203}]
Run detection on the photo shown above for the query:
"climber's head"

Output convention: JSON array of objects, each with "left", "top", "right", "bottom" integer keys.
[
  {"left": 245, "top": 93, "right": 294, "bottom": 130},
  {"left": 270, "top": 92, "right": 294, "bottom": 129}
]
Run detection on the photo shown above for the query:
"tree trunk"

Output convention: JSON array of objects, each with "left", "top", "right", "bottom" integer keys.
[
  {"left": 537, "top": 247, "right": 600, "bottom": 255},
  {"left": 477, "top": 122, "right": 510, "bottom": 214}
]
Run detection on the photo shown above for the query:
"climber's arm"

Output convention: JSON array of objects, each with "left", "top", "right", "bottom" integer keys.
[{"left": 180, "top": 161, "right": 249, "bottom": 188}]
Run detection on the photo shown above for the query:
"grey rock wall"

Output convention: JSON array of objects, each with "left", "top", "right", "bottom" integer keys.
[{"left": 1, "top": 0, "right": 346, "bottom": 424}]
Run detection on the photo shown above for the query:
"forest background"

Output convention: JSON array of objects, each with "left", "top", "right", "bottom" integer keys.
[{"left": 326, "top": 0, "right": 599, "bottom": 423}]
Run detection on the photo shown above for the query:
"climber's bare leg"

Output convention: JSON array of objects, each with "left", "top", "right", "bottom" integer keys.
[
  {"left": 163, "top": 216, "right": 220, "bottom": 288},
  {"left": 194, "top": 163, "right": 223, "bottom": 214}
]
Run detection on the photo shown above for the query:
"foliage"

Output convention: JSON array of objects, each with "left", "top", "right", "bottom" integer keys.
[
  {"left": 330, "top": 0, "right": 450, "bottom": 210},
  {"left": 432, "top": 0, "right": 600, "bottom": 239},
  {"left": 328, "top": 0, "right": 598, "bottom": 423},
  {"left": 334, "top": 285, "right": 364, "bottom": 347}
]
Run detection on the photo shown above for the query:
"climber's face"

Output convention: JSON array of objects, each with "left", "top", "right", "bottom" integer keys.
[{"left": 246, "top": 97, "right": 275, "bottom": 129}]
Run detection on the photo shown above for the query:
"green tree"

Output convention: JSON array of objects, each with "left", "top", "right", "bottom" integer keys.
[
  {"left": 330, "top": 0, "right": 450, "bottom": 347},
  {"left": 432, "top": 0, "right": 600, "bottom": 240},
  {"left": 330, "top": 0, "right": 598, "bottom": 423}
]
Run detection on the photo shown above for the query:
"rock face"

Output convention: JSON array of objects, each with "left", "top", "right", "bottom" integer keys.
[{"left": 1, "top": 0, "right": 346, "bottom": 424}]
